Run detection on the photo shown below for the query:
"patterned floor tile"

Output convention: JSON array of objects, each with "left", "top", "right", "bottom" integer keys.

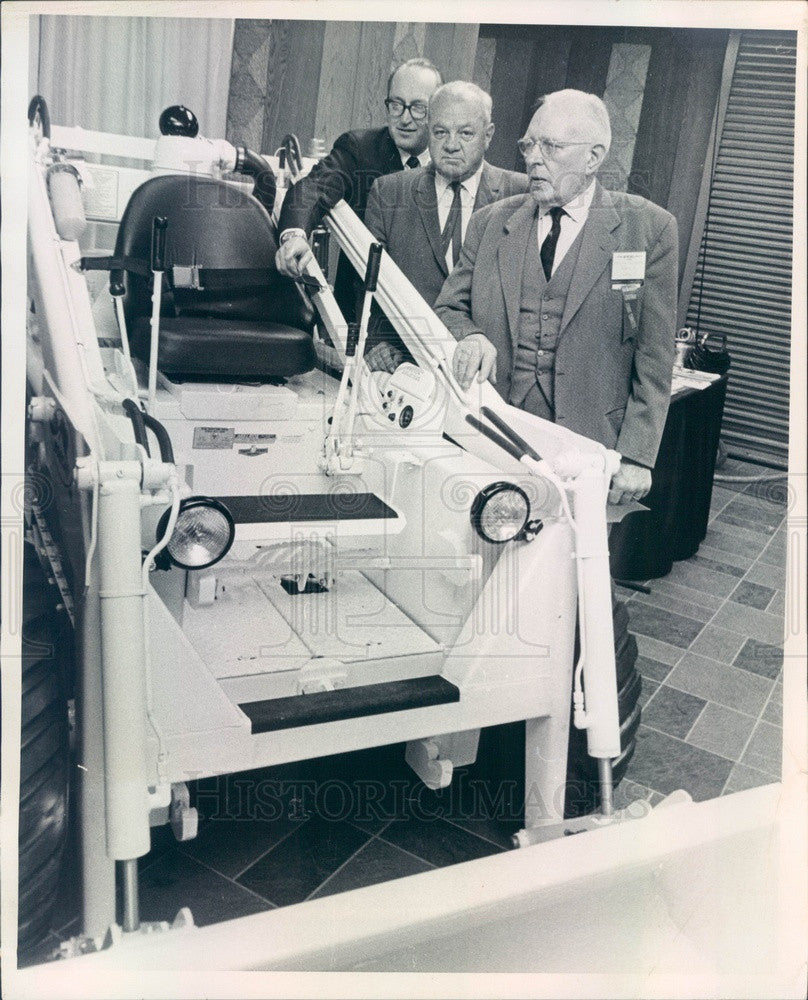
[
  {"left": 236, "top": 816, "right": 369, "bottom": 907},
  {"left": 686, "top": 703, "right": 757, "bottom": 761},
  {"left": 136, "top": 850, "right": 273, "bottom": 927},
  {"left": 309, "top": 836, "right": 433, "bottom": 899},
  {"left": 729, "top": 580, "right": 775, "bottom": 611},
  {"left": 628, "top": 727, "right": 732, "bottom": 801},
  {"left": 703, "top": 525, "right": 773, "bottom": 560},
  {"left": 625, "top": 602, "right": 704, "bottom": 648},
  {"left": 378, "top": 815, "right": 502, "bottom": 868},
  {"left": 666, "top": 560, "right": 741, "bottom": 597},
  {"left": 634, "top": 635, "right": 684, "bottom": 667},
  {"left": 635, "top": 655, "right": 672, "bottom": 683},
  {"left": 711, "top": 601, "right": 785, "bottom": 647},
  {"left": 180, "top": 813, "right": 309, "bottom": 880},
  {"left": 612, "top": 778, "right": 658, "bottom": 809},
  {"left": 722, "top": 762, "right": 779, "bottom": 795},
  {"left": 631, "top": 587, "right": 715, "bottom": 623},
  {"left": 694, "top": 544, "right": 756, "bottom": 572},
  {"left": 766, "top": 590, "right": 785, "bottom": 618},
  {"left": 715, "top": 509, "right": 777, "bottom": 536},
  {"left": 758, "top": 532, "right": 787, "bottom": 567},
  {"left": 724, "top": 495, "right": 785, "bottom": 531},
  {"left": 643, "top": 577, "right": 725, "bottom": 612},
  {"left": 708, "top": 485, "right": 737, "bottom": 516},
  {"left": 740, "top": 722, "right": 782, "bottom": 778},
  {"left": 743, "top": 561, "right": 786, "bottom": 590},
  {"left": 642, "top": 685, "right": 706, "bottom": 739},
  {"left": 689, "top": 624, "right": 747, "bottom": 665},
  {"left": 666, "top": 653, "right": 773, "bottom": 716},
  {"left": 761, "top": 698, "right": 783, "bottom": 725},
  {"left": 733, "top": 638, "right": 783, "bottom": 680},
  {"left": 638, "top": 678, "right": 660, "bottom": 706}
]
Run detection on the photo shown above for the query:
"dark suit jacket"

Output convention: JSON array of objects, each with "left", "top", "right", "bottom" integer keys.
[
  {"left": 434, "top": 182, "right": 678, "bottom": 468},
  {"left": 364, "top": 162, "right": 529, "bottom": 308},
  {"left": 278, "top": 127, "right": 404, "bottom": 321}
]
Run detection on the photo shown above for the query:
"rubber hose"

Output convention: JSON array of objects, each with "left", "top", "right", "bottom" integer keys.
[
  {"left": 142, "top": 413, "right": 175, "bottom": 464},
  {"left": 714, "top": 471, "right": 785, "bottom": 483},
  {"left": 236, "top": 147, "right": 277, "bottom": 216},
  {"left": 121, "top": 398, "right": 150, "bottom": 456}
]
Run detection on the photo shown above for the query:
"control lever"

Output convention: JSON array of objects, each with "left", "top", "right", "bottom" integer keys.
[
  {"left": 323, "top": 243, "right": 383, "bottom": 473},
  {"left": 147, "top": 216, "right": 167, "bottom": 409}
]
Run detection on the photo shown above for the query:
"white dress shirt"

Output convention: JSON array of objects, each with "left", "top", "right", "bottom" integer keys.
[
  {"left": 401, "top": 148, "right": 431, "bottom": 169},
  {"left": 435, "top": 163, "right": 484, "bottom": 271},
  {"left": 537, "top": 179, "right": 596, "bottom": 275}
]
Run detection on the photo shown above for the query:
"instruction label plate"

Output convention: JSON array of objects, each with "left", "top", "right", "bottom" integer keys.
[{"left": 193, "top": 426, "right": 235, "bottom": 450}]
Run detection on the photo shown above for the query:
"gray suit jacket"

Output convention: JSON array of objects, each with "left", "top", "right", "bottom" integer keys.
[
  {"left": 365, "top": 162, "right": 529, "bottom": 308},
  {"left": 434, "top": 183, "right": 678, "bottom": 468}
]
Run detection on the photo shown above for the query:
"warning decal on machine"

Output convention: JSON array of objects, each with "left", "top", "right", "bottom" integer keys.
[
  {"left": 193, "top": 426, "right": 235, "bottom": 449},
  {"left": 234, "top": 433, "right": 277, "bottom": 445}
]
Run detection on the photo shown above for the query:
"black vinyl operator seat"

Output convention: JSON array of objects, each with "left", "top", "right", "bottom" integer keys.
[{"left": 116, "top": 174, "right": 316, "bottom": 381}]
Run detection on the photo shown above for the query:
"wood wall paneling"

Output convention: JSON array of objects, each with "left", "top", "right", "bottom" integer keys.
[
  {"left": 314, "top": 21, "right": 364, "bottom": 147},
  {"left": 486, "top": 34, "right": 539, "bottom": 171},
  {"left": 629, "top": 30, "right": 689, "bottom": 206},
  {"left": 563, "top": 26, "right": 615, "bottom": 94},
  {"left": 665, "top": 31, "right": 729, "bottom": 286},
  {"left": 261, "top": 20, "right": 326, "bottom": 154},
  {"left": 423, "top": 23, "right": 480, "bottom": 83},
  {"left": 353, "top": 20, "right": 399, "bottom": 129}
]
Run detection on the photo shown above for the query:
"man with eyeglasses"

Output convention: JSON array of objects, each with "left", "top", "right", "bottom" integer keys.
[
  {"left": 276, "top": 58, "right": 442, "bottom": 322},
  {"left": 361, "top": 81, "right": 528, "bottom": 372},
  {"left": 435, "top": 88, "right": 677, "bottom": 504}
]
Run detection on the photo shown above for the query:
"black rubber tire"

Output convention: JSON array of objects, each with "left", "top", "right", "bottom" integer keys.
[
  {"left": 563, "top": 593, "right": 642, "bottom": 818},
  {"left": 17, "top": 543, "right": 71, "bottom": 956}
]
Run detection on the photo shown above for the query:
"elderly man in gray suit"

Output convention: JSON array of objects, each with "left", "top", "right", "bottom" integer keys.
[
  {"left": 363, "top": 81, "right": 528, "bottom": 371},
  {"left": 435, "top": 89, "right": 678, "bottom": 505}
]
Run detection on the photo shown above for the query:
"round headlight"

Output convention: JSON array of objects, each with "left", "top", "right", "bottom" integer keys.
[
  {"left": 156, "top": 497, "right": 235, "bottom": 570},
  {"left": 470, "top": 482, "right": 530, "bottom": 544}
]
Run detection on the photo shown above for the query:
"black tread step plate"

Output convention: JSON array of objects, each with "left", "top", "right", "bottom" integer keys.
[
  {"left": 215, "top": 493, "right": 397, "bottom": 524},
  {"left": 240, "top": 676, "right": 459, "bottom": 734}
]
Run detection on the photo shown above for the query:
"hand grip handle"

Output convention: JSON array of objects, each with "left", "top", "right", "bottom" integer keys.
[
  {"left": 364, "top": 242, "right": 383, "bottom": 292},
  {"left": 151, "top": 217, "right": 168, "bottom": 272},
  {"left": 346, "top": 322, "right": 360, "bottom": 358}
]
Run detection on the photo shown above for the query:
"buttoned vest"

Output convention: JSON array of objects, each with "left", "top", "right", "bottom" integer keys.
[{"left": 509, "top": 216, "right": 585, "bottom": 419}]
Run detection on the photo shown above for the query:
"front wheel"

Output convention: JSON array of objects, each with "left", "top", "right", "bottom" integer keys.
[
  {"left": 17, "top": 542, "right": 72, "bottom": 956},
  {"left": 563, "top": 596, "right": 642, "bottom": 818}
]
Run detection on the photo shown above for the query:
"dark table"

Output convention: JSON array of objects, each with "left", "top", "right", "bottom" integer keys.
[{"left": 609, "top": 374, "right": 728, "bottom": 582}]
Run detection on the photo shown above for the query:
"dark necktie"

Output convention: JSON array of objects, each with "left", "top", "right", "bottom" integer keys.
[
  {"left": 441, "top": 181, "right": 463, "bottom": 268},
  {"left": 405, "top": 155, "right": 420, "bottom": 169},
  {"left": 540, "top": 206, "right": 566, "bottom": 281}
]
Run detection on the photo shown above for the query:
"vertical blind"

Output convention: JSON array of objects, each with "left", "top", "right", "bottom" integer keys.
[{"left": 685, "top": 30, "right": 796, "bottom": 468}]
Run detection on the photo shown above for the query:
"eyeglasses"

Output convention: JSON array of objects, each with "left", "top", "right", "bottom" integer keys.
[
  {"left": 384, "top": 98, "right": 428, "bottom": 121},
  {"left": 517, "top": 136, "right": 591, "bottom": 159}
]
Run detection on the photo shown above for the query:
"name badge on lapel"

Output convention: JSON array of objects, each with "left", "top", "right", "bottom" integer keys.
[{"left": 612, "top": 251, "right": 646, "bottom": 332}]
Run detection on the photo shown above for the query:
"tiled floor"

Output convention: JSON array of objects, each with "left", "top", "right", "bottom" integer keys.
[{"left": 24, "top": 459, "right": 788, "bottom": 964}]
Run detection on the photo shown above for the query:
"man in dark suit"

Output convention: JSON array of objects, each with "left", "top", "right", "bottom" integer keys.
[
  {"left": 275, "top": 57, "right": 442, "bottom": 321},
  {"left": 435, "top": 89, "right": 677, "bottom": 504},
  {"left": 362, "top": 81, "right": 528, "bottom": 370}
]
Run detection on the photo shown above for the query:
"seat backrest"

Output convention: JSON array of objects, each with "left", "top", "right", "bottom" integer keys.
[{"left": 115, "top": 174, "right": 310, "bottom": 329}]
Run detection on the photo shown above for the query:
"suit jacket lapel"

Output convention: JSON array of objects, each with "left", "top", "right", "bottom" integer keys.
[
  {"left": 381, "top": 128, "right": 404, "bottom": 173},
  {"left": 497, "top": 196, "right": 537, "bottom": 347},
  {"left": 560, "top": 181, "right": 621, "bottom": 333},
  {"left": 474, "top": 162, "right": 500, "bottom": 210},
  {"left": 413, "top": 166, "right": 449, "bottom": 278}
]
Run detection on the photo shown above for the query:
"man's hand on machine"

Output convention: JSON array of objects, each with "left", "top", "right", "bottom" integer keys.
[
  {"left": 452, "top": 333, "right": 497, "bottom": 390},
  {"left": 609, "top": 458, "right": 652, "bottom": 505},
  {"left": 275, "top": 230, "right": 314, "bottom": 279},
  {"left": 365, "top": 341, "right": 405, "bottom": 373}
]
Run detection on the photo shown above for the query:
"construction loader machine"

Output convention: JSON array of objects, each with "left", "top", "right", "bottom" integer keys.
[{"left": 16, "top": 96, "right": 648, "bottom": 965}]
